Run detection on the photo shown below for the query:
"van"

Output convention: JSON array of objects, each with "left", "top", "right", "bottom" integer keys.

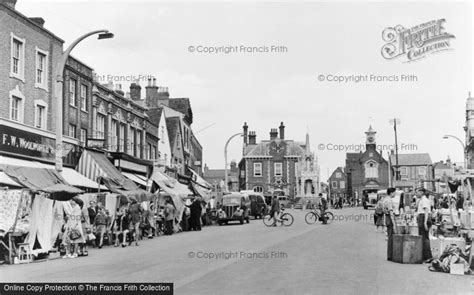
[{"left": 241, "top": 190, "right": 266, "bottom": 219}]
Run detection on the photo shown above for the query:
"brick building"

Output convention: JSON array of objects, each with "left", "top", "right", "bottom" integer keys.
[
  {"left": 328, "top": 167, "right": 347, "bottom": 202},
  {"left": 238, "top": 122, "right": 312, "bottom": 198},
  {"left": 389, "top": 152, "right": 433, "bottom": 191},
  {"left": 345, "top": 126, "right": 389, "bottom": 201},
  {"left": 0, "top": 0, "right": 80, "bottom": 166},
  {"left": 143, "top": 78, "right": 203, "bottom": 177},
  {"left": 64, "top": 56, "right": 94, "bottom": 146}
]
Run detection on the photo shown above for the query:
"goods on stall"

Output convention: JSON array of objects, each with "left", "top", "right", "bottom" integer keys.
[
  {"left": 429, "top": 244, "right": 471, "bottom": 275},
  {"left": 430, "top": 237, "right": 466, "bottom": 259}
]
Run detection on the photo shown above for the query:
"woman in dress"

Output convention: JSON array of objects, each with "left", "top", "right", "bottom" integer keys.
[
  {"left": 374, "top": 199, "right": 385, "bottom": 233},
  {"left": 63, "top": 198, "right": 86, "bottom": 258}
]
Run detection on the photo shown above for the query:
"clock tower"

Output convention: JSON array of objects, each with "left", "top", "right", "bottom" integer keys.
[{"left": 365, "top": 125, "right": 376, "bottom": 150}]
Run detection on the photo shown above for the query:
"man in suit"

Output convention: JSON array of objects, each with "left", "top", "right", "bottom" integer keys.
[{"left": 87, "top": 201, "right": 97, "bottom": 225}]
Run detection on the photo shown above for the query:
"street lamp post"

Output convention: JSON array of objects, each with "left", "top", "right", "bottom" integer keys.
[
  {"left": 55, "top": 30, "right": 114, "bottom": 172},
  {"left": 389, "top": 118, "right": 401, "bottom": 181},
  {"left": 224, "top": 133, "right": 243, "bottom": 192},
  {"left": 442, "top": 134, "right": 467, "bottom": 169}
]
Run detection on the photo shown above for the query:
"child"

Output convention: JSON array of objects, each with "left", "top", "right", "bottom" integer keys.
[{"left": 375, "top": 199, "right": 385, "bottom": 233}]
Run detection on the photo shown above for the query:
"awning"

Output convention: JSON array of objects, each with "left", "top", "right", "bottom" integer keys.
[
  {"left": 122, "top": 172, "right": 148, "bottom": 187},
  {"left": 148, "top": 170, "right": 194, "bottom": 224},
  {"left": 2, "top": 165, "right": 83, "bottom": 199},
  {"left": 0, "top": 155, "right": 105, "bottom": 190},
  {"left": 77, "top": 149, "right": 149, "bottom": 200},
  {"left": 0, "top": 172, "right": 22, "bottom": 187},
  {"left": 187, "top": 166, "right": 213, "bottom": 189},
  {"left": 192, "top": 183, "right": 212, "bottom": 201},
  {"left": 149, "top": 170, "right": 193, "bottom": 197}
]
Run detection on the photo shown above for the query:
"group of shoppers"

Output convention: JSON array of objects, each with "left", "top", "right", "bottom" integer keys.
[
  {"left": 58, "top": 195, "right": 184, "bottom": 258},
  {"left": 379, "top": 187, "right": 433, "bottom": 263}
]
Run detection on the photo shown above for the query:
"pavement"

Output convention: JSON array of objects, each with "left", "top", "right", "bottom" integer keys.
[{"left": 1, "top": 207, "right": 473, "bottom": 295}]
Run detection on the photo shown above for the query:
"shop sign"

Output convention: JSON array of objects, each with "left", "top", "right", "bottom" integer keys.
[{"left": 0, "top": 124, "right": 74, "bottom": 160}]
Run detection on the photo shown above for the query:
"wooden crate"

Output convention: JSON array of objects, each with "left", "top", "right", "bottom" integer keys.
[{"left": 392, "top": 234, "right": 423, "bottom": 264}]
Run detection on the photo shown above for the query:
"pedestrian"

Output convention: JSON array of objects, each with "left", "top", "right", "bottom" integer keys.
[
  {"left": 164, "top": 198, "right": 176, "bottom": 235},
  {"left": 383, "top": 187, "right": 396, "bottom": 261},
  {"left": 270, "top": 196, "right": 281, "bottom": 226},
  {"left": 128, "top": 199, "right": 142, "bottom": 246},
  {"left": 94, "top": 207, "right": 108, "bottom": 249},
  {"left": 116, "top": 208, "right": 131, "bottom": 247},
  {"left": 77, "top": 198, "right": 91, "bottom": 256},
  {"left": 63, "top": 198, "right": 86, "bottom": 258},
  {"left": 189, "top": 197, "right": 202, "bottom": 231},
  {"left": 416, "top": 187, "right": 433, "bottom": 263},
  {"left": 319, "top": 193, "right": 328, "bottom": 224},
  {"left": 374, "top": 198, "right": 384, "bottom": 233},
  {"left": 87, "top": 201, "right": 97, "bottom": 225}
]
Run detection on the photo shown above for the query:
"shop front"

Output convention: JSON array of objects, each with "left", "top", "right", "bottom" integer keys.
[
  {"left": 109, "top": 152, "right": 152, "bottom": 189},
  {"left": 0, "top": 122, "right": 80, "bottom": 168}
]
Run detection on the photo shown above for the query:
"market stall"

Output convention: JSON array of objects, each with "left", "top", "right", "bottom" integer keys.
[{"left": 0, "top": 165, "right": 83, "bottom": 264}]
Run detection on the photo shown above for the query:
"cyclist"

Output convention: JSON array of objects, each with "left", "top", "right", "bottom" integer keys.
[
  {"left": 319, "top": 193, "right": 328, "bottom": 224},
  {"left": 270, "top": 196, "right": 281, "bottom": 226}
]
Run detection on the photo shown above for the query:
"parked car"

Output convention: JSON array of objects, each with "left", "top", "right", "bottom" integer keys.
[
  {"left": 363, "top": 192, "right": 378, "bottom": 210},
  {"left": 217, "top": 193, "right": 251, "bottom": 225},
  {"left": 240, "top": 191, "right": 267, "bottom": 219}
]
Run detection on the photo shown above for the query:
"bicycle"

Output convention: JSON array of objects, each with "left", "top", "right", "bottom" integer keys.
[
  {"left": 304, "top": 208, "right": 334, "bottom": 225},
  {"left": 263, "top": 208, "right": 294, "bottom": 227}
]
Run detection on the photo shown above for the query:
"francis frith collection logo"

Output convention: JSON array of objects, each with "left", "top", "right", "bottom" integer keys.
[{"left": 381, "top": 19, "right": 455, "bottom": 62}]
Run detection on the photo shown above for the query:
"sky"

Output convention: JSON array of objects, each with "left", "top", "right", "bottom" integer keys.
[{"left": 17, "top": 0, "right": 473, "bottom": 180}]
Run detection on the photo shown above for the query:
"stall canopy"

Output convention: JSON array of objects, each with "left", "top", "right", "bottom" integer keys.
[
  {"left": 148, "top": 170, "right": 194, "bottom": 224},
  {"left": 77, "top": 149, "right": 149, "bottom": 201},
  {"left": 0, "top": 155, "right": 106, "bottom": 190},
  {"left": 122, "top": 171, "right": 148, "bottom": 187},
  {"left": 0, "top": 171, "right": 22, "bottom": 187},
  {"left": 187, "top": 167, "right": 212, "bottom": 201},
  {"left": 1, "top": 165, "right": 83, "bottom": 199}
]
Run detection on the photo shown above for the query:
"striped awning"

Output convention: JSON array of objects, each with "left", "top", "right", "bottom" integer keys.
[
  {"left": 77, "top": 149, "right": 148, "bottom": 198},
  {"left": 77, "top": 149, "right": 123, "bottom": 183}
]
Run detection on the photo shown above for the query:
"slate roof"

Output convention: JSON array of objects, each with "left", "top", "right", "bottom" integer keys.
[
  {"left": 169, "top": 98, "right": 193, "bottom": 124},
  {"left": 244, "top": 140, "right": 305, "bottom": 157},
  {"left": 389, "top": 153, "right": 432, "bottom": 166},
  {"left": 146, "top": 107, "right": 163, "bottom": 127}
]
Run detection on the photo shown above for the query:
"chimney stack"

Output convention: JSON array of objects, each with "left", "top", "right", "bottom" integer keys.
[
  {"left": 145, "top": 78, "right": 159, "bottom": 107},
  {"left": 130, "top": 82, "right": 142, "bottom": 101},
  {"left": 279, "top": 122, "right": 285, "bottom": 140},
  {"left": 1, "top": 0, "right": 17, "bottom": 9},
  {"left": 243, "top": 122, "right": 248, "bottom": 145},
  {"left": 270, "top": 128, "right": 278, "bottom": 140},
  {"left": 28, "top": 17, "right": 45, "bottom": 27},
  {"left": 248, "top": 131, "right": 257, "bottom": 145},
  {"left": 115, "top": 84, "right": 124, "bottom": 96}
]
